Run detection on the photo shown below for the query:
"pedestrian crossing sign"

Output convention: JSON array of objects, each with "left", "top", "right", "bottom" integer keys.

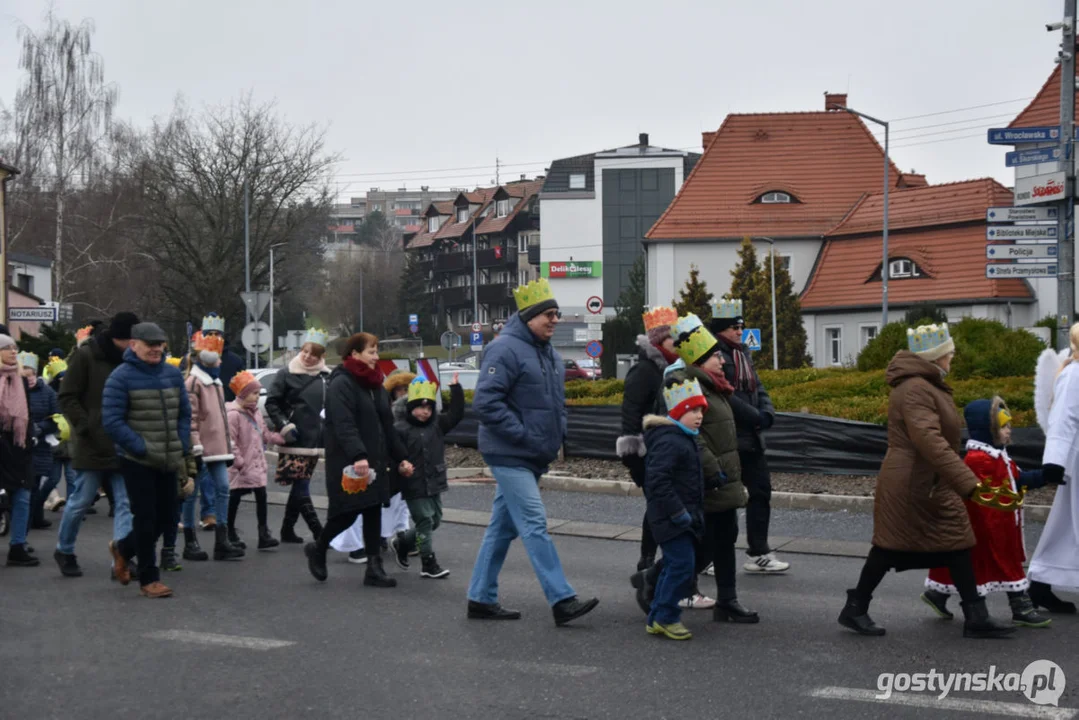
[{"left": 742, "top": 328, "right": 762, "bottom": 351}]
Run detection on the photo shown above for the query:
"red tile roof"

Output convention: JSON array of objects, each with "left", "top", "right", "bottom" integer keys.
[
  {"left": 827, "top": 179, "right": 1013, "bottom": 237},
  {"left": 646, "top": 111, "right": 903, "bottom": 241},
  {"left": 476, "top": 179, "right": 543, "bottom": 234},
  {"left": 406, "top": 202, "right": 459, "bottom": 249},
  {"left": 1009, "top": 66, "right": 1078, "bottom": 128}
]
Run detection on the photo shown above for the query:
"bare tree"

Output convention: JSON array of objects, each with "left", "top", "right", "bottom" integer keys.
[{"left": 15, "top": 11, "right": 118, "bottom": 302}]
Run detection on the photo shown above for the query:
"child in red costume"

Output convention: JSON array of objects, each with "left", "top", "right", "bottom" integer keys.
[{"left": 922, "top": 397, "right": 1051, "bottom": 628}]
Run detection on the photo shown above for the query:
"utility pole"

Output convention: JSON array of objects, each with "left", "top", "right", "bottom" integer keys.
[
  {"left": 495, "top": 156, "right": 500, "bottom": 186},
  {"left": 472, "top": 215, "right": 479, "bottom": 326},
  {"left": 1055, "top": 2, "right": 1076, "bottom": 349},
  {"left": 244, "top": 176, "right": 252, "bottom": 367}
]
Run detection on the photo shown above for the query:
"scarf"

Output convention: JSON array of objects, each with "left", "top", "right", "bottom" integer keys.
[
  {"left": 0, "top": 362, "right": 29, "bottom": 447},
  {"left": 196, "top": 362, "right": 221, "bottom": 380},
  {"left": 658, "top": 344, "right": 680, "bottom": 365},
  {"left": 342, "top": 356, "right": 385, "bottom": 389},
  {"left": 289, "top": 355, "right": 327, "bottom": 377},
  {"left": 705, "top": 368, "right": 736, "bottom": 396},
  {"left": 718, "top": 336, "right": 756, "bottom": 392}
]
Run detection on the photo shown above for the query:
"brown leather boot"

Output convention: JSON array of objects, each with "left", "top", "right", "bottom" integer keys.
[{"left": 140, "top": 581, "right": 173, "bottom": 599}]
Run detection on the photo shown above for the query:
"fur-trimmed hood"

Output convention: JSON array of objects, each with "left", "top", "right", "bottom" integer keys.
[
  {"left": 189, "top": 364, "right": 223, "bottom": 387},
  {"left": 642, "top": 414, "right": 675, "bottom": 430},
  {"left": 384, "top": 371, "right": 416, "bottom": 397},
  {"left": 636, "top": 335, "right": 669, "bottom": 369}
]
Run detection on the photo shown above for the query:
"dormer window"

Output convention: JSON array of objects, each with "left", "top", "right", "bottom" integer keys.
[
  {"left": 569, "top": 174, "right": 586, "bottom": 190},
  {"left": 457, "top": 207, "right": 469, "bottom": 223},
  {"left": 888, "top": 258, "right": 920, "bottom": 279},
  {"left": 757, "top": 191, "right": 794, "bottom": 204},
  {"left": 428, "top": 216, "right": 440, "bottom": 233},
  {"left": 497, "top": 199, "right": 509, "bottom": 218}
]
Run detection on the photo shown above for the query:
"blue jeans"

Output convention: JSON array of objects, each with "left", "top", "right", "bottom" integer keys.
[
  {"left": 199, "top": 464, "right": 215, "bottom": 520},
  {"left": 649, "top": 532, "right": 696, "bottom": 626},
  {"left": 467, "top": 465, "right": 576, "bottom": 607},
  {"left": 205, "top": 461, "right": 230, "bottom": 528},
  {"left": 181, "top": 462, "right": 229, "bottom": 529},
  {"left": 10, "top": 488, "right": 30, "bottom": 546},
  {"left": 56, "top": 469, "right": 133, "bottom": 554}
]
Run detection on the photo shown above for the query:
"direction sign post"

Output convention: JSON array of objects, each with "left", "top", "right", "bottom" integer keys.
[
  {"left": 986, "top": 243, "right": 1058, "bottom": 260},
  {"left": 987, "top": 126, "right": 1061, "bottom": 144},
  {"left": 985, "top": 263, "right": 1058, "bottom": 279},
  {"left": 986, "top": 226, "right": 1058, "bottom": 241},
  {"left": 1005, "top": 146, "right": 1063, "bottom": 167},
  {"left": 987, "top": 206, "right": 1059, "bottom": 222},
  {"left": 742, "top": 328, "right": 762, "bottom": 351}
]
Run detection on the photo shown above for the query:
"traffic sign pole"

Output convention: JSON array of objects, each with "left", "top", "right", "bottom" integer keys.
[{"left": 1058, "top": 0, "right": 1076, "bottom": 349}]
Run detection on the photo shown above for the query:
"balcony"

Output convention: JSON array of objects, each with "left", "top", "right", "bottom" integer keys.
[
  {"left": 437, "top": 286, "right": 473, "bottom": 307},
  {"left": 477, "top": 283, "right": 514, "bottom": 305},
  {"left": 476, "top": 247, "right": 517, "bottom": 268},
  {"left": 527, "top": 246, "right": 541, "bottom": 265},
  {"left": 434, "top": 252, "right": 471, "bottom": 273}
]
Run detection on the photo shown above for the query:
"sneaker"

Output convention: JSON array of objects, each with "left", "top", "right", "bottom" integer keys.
[
  {"left": 390, "top": 533, "right": 410, "bottom": 570},
  {"left": 200, "top": 516, "right": 216, "bottom": 531},
  {"left": 744, "top": 553, "right": 790, "bottom": 573},
  {"left": 140, "top": 581, "right": 173, "bottom": 599},
  {"left": 54, "top": 550, "right": 83, "bottom": 577},
  {"left": 701, "top": 563, "right": 715, "bottom": 576},
  {"left": 420, "top": 555, "right": 450, "bottom": 579},
  {"left": 6, "top": 544, "right": 40, "bottom": 567},
  {"left": 646, "top": 621, "right": 692, "bottom": 640},
  {"left": 678, "top": 594, "right": 716, "bottom": 610},
  {"left": 348, "top": 550, "right": 368, "bottom": 564},
  {"left": 160, "top": 547, "right": 182, "bottom": 572}
]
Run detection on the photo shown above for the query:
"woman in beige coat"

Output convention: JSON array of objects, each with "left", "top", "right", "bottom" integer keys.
[{"left": 838, "top": 324, "right": 1015, "bottom": 639}]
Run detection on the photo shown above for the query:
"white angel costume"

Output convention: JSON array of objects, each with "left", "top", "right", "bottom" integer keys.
[{"left": 329, "top": 494, "right": 412, "bottom": 553}]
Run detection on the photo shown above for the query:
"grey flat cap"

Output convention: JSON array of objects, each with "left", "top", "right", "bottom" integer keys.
[{"left": 131, "top": 322, "right": 168, "bottom": 344}]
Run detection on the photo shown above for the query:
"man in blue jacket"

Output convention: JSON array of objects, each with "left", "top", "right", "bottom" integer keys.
[
  {"left": 466, "top": 279, "right": 599, "bottom": 626},
  {"left": 102, "top": 322, "right": 194, "bottom": 599}
]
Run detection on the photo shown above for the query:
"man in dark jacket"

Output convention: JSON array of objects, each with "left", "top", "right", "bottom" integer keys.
[
  {"left": 181, "top": 313, "right": 246, "bottom": 401},
  {"left": 466, "top": 279, "right": 599, "bottom": 627},
  {"left": 102, "top": 322, "right": 193, "bottom": 598},
  {"left": 617, "top": 307, "right": 679, "bottom": 572},
  {"left": 54, "top": 312, "right": 140, "bottom": 578},
  {"left": 709, "top": 300, "right": 788, "bottom": 573}
]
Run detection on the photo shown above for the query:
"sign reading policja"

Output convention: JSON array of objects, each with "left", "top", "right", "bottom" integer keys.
[{"left": 542, "top": 261, "right": 602, "bottom": 279}]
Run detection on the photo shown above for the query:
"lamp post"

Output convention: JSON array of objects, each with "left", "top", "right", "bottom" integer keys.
[
  {"left": 829, "top": 103, "right": 890, "bottom": 327},
  {"left": 755, "top": 237, "right": 780, "bottom": 370},
  {"left": 269, "top": 242, "right": 286, "bottom": 368}
]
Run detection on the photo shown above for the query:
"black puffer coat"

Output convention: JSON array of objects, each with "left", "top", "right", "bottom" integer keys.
[
  {"left": 715, "top": 341, "right": 775, "bottom": 453},
  {"left": 394, "top": 384, "right": 465, "bottom": 500},
  {"left": 617, "top": 336, "right": 671, "bottom": 486},
  {"left": 323, "top": 365, "right": 408, "bottom": 518},
  {"left": 265, "top": 365, "right": 331, "bottom": 455},
  {"left": 0, "top": 377, "right": 35, "bottom": 493}
]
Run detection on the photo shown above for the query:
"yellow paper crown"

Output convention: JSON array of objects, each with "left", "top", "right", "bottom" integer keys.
[
  {"left": 513, "top": 278, "right": 555, "bottom": 311},
  {"left": 711, "top": 298, "right": 743, "bottom": 319},
  {"left": 970, "top": 478, "right": 1026, "bottom": 511},
  {"left": 663, "top": 378, "right": 707, "bottom": 415},
  {"left": 907, "top": 323, "right": 951, "bottom": 354},
  {"left": 407, "top": 378, "right": 439, "bottom": 404},
  {"left": 643, "top": 306, "right": 678, "bottom": 331},
  {"left": 45, "top": 357, "right": 67, "bottom": 379},
  {"left": 671, "top": 313, "right": 718, "bottom": 365},
  {"left": 997, "top": 407, "right": 1012, "bottom": 429}
]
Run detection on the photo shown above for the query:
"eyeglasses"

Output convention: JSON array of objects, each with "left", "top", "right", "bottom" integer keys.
[{"left": 542, "top": 310, "right": 562, "bottom": 320}]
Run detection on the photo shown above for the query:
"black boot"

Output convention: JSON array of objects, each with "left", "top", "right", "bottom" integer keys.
[
  {"left": 553, "top": 596, "right": 600, "bottom": 626},
  {"left": 160, "top": 546, "right": 181, "bottom": 572},
  {"left": 1029, "top": 581, "right": 1077, "bottom": 614},
  {"left": 920, "top": 589, "right": 954, "bottom": 619},
  {"left": 228, "top": 526, "right": 247, "bottom": 550},
  {"left": 467, "top": 600, "right": 521, "bottom": 620},
  {"left": 364, "top": 554, "right": 397, "bottom": 588},
  {"left": 214, "top": 525, "right": 244, "bottom": 561},
  {"left": 713, "top": 598, "right": 760, "bottom": 623},
  {"left": 304, "top": 542, "right": 327, "bottom": 582},
  {"left": 280, "top": 494, "right": 302, "bottom": 543},
  {"left": 636, "top": 554, "right": 655, "bottom": 572},
  {"left": 6, "top": 544, "right": 40, "bottom": 567},
  {"left": 390, "top": 531, "right": 414, "bottom": 570},
  {"left": 298, "top": 497, "right": 323, "bottom": 543},
  {"left": 629, "top": 563, "right": 661, "bottom": 616},
  {"left": 257, "top": 526, "right": 279, "bottom": 550},
  {"left": 838, "top": 589, "right": 885, "bottom": 636},
  {"left": 420, "top": 553, "right": 450, "bottom": 579},
  {"left": 960, "top": 598, "right": 1017, "bottom": 638},
  {"left": 280, "top": 526, "right": 304, "bottom": 544},
  {"left": 1008, "top": 592, "right": 1051, "bottom": 628},
  {"left": 182, "top": 528, "right": 209, "bottom": 561}
]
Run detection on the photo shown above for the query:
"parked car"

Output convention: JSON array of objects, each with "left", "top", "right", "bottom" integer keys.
[
  {"left": 578, "top": 358, "right": 602, "bottom": 380},
  {"left": 440, "top": 367, "right": 480, "bottom": 391},
  {"left": 563, "top": 359, "right": 591, "bottom": 382}
]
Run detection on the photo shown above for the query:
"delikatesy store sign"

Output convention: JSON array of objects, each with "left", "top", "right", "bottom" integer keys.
[
  {"left": 542, "top": 261, "right": 602, "bottom": 279},
  {"left": 1014, "top": 172, "right": 1066, "bottom": 207}
]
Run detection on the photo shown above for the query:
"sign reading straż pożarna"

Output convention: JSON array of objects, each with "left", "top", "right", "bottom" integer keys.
[{"left": 542, "top": 261, "right": 602, "bottom": 279}]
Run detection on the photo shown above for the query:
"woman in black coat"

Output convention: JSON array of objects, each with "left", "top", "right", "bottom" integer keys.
[
  {"left": 304, "top": 332, "right": 412, "bottom": 587},
  {"left": 0, "top": 336, "right": 37, "bottom": 567}
]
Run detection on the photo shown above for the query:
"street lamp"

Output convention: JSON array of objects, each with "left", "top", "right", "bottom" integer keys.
[
  {"left": 755, "top": 237, "right": 780, "bottom": 371},
  {"left": 829, "top": 103, "right": 890, "bottom": 327},
  {"left": 269, "top": 242, "right": 286, "bottom": 368}
]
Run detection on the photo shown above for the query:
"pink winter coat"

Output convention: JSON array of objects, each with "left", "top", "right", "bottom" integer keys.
[
  {"left": 226, "top": 400, "right": 285, "bottom": 490},
  {"left": 186, "top": 366, "right": 234, "bottom": 463}
]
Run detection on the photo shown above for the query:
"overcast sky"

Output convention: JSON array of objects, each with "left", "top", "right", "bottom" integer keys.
[{"left": 0, "top": 0, "right": 1069, "bottom": 200}]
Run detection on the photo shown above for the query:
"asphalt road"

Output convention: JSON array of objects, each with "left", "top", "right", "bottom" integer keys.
[{"left": 2, "top": 505, "right": 1075, "bottom": 719}]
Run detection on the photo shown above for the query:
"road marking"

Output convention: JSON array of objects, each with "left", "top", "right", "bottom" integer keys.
[
  {"left": 413, "top": 654, "right": 598, "bottom": 678},
  {"left": 809, "top": 686, "right": 1077, "bottom": 719},
  {"left": 144, "top": 630, "right": 295, "bottom": 651}
]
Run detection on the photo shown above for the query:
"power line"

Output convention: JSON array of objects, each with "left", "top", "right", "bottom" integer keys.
[{"left": 890, "top": 97, "right": 1034, "bottom": 123}]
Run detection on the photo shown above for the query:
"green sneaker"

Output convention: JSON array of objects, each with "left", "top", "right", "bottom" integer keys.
[{"left": 646, "top": 621, "right": 692, "bottom": 640}]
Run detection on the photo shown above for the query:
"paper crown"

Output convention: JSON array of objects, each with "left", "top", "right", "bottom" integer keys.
[
  {"left": 671, "top": 313, "right": 719, "bottom": 365},
  {"left": 51, "top": 413, "right": 70, "bottom": 442},
  {"left": 907, "top": 323, "right": 951, "bottom": 354},
  {"left": 201, "top": 314, "right": 225, "bottom": 334},
  {"left": 664, "top": 378, "right": 708, "bottom": 419},
  {"left": 998, "top": 407, "right": 1012, "bottom": 429},
  {"left": 229, "top": 370, "right": 259, "bottom": 398},
  {"left": 407, "top": 378, "right": 439, "bottom": 404},
  {"left": 17, "top": 352, "right": 38, "bottom": 371},
  {"left": 76, "top": 326, "right": 94, "bottom": 343},
  {"left": 711, "top": 299, "right": 743, "bottom": 319},
  {"left": 166, "top": 357, "right": 182, "bottom": 367},
  {"left": 45, "top": 357, "right": 67, "bottom": 379},
  {"left": 513, "top": 278, "right": 555, "bottom": 311},
  {"left": 970, "top": 478, "right": 1026, "bottom": 511},
  {"left": 192, "top": 331, "right": 224, "bottom": 355},
  {"left": 303, "top": 328, "right": 330, "bottom": 348},
  {"left": 643, "top": 306, "right": 678, "bottom": 332}
]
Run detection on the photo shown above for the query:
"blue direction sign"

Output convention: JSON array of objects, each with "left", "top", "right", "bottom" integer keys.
[
  {"left": 988, "top": 126, "right": 1061, "bottom": 144},
  {"left": 986, "top": 263, "right": 1057, "bottom": 279},
  {"left": 585, "top": 340, "right": 603, "bottom": 358},
  {"left": 742, "top": 328, "right": 762, "bottom": 351},
  {"left": 1005, "top": 146, "right": 1063, "bottom": 167}
]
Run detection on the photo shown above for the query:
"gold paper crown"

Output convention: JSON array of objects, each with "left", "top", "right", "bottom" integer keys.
[
  {"left": 907, "top": 323, "right": 951, "bottom": 354},
  {"left": 970, "top": 478, "right": 1026, "bottom": 511},
  {"left": 671, "top": 313, "right": 718, "bottom": 365},
  {"left": 229, "top": 371, "right": 258, "bottom": 398},
  {"left": 303, "top": 328, "right": 330, "bottom": 348},
  {"left": 513, "top": 278, "right": 555, "bottom": 311},
  {"left": 643, "top": 306, "right": 678, "bottom": 332},
  {"left": 711, "top": 298, "right": 743, "bottom": 319},
  {"left": 407, "top": 378, "right": 439, "bottom": 404},
  {"left": 663, "top": 378, "right": 707, "bottom": 415}
]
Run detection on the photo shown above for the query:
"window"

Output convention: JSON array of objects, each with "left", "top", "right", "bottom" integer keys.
[
  {"left": 519, "top": 269, "right": 531, "bottom": 286},
  {"left": 759, "top": 191, "right": 793, "bottom": 204},
  {"left": 826, "top": 327, "right": 843, "bottom": 366},
  {"left": 778, "top": 254, "right": 792, "bottom": 273},
  {"left": 428, "top": 216, "right": 440, "bottom": 233},
  {"left": 14, "top": 273, "right": 33, "bottom": 295},
  {"left": 569, "top": 174, "right": 586, "bottom": 190},
  {"left": 518, "top": 234, "right": 530, "bottom": 252},
  {"left": 887, "top": 258, "right": 920, "bottom": 279},
  {"left": 496, "top": 199, "right": 509, "bottom": 218},
  {"left": 495, "top": 271, "right": 510, "bottom": 284},
  {"left": 860, "top": 324, "right": 879, "bottom": 350},
  {"left": 457, "top": 207, "right": 469, "bottom": 223},
  {"left": 457, "top": 309, "right": 472, "bottom": 326},
  {"left": 479, "top": 306, "right": 489, "bottom": 324}
]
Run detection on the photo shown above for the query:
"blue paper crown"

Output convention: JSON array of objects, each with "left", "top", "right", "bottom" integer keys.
[
  {"left": 907, "top": 323, "right": 951, "bottom": 354},
  {"left": 201, "top": 313, "right": 225, "bottom": 334},
  {"left": 663, "top": 377, "right": 705, "bottom": 413},
  {"left": 711, "top": 298, "right": 742, "bottom": 319},
  {"left": 17, "top": 352, "right": 38, "bottom": 371},
  {"left": 303, "top": 328, "right": 330, "bottom": 348},
  {"left": 672, "top": 313, "right": 705, "bottom": 338}
]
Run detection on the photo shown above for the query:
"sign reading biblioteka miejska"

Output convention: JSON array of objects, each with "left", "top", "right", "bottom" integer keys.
[{"left": 542, "top": 261, "right": 602, "bottom": 279}]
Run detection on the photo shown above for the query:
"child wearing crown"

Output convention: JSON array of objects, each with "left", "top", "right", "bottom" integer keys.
[
  {"left": 922, "top": 397, "right": 1052, "bottom": 628},
  {"left": 225, "top": 372, "right": 288, "bottom": 550},
  {"left": 385, "top": 374, "right": 464, "bottom": 579}
]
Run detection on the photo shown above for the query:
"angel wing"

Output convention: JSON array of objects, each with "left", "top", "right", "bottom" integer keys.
[{"left": 1035, "top": 348, "right": 1069, "bottom": 432}]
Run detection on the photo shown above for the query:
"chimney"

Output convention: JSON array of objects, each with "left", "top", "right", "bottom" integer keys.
[
  {"left": 825, "top": 92, "right": 848, "bottom": 111},
  {"left": 639, "top": 132, "right": 649, "bottom": 146},
  {"left": 702, "top": 131, "right": 716, "bottom": 148}
]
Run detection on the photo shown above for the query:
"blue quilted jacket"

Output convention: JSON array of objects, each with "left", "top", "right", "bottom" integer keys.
[{"left": 27, "top": 380, "right": 59, "bottom": 477}]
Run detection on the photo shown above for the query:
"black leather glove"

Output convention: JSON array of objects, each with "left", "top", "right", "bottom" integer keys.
[{"left": 1043, "top": 464, "right": 1067, "bottom": 486}]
